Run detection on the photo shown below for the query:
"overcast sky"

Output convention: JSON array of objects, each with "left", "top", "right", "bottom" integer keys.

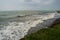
[{"left": 0, "top": 0, "right": 60, "bottom": 11}]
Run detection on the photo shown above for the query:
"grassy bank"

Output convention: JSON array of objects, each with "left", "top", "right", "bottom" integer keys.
[{"left": 20, "top": 23, "right": 60, "bottom": 40}]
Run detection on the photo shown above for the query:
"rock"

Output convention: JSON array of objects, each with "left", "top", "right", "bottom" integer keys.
[
  {"left": 50, "top": 18, "right": 60, "bottom": 27},
  {"left": 57, "top": 11, "right": 60, "bottom": 13},
  {"left": 17, "top": 16, "right": 21, "bottom": 17}
]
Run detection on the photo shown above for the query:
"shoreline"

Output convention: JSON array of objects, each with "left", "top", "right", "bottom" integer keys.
[{"left": 20, "top": 15, "right": 60, "bottom": 40}]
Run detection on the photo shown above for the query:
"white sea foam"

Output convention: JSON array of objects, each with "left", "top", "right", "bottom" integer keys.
[{"left": 0, "top": 13, "right": 60, "bottom": 40}]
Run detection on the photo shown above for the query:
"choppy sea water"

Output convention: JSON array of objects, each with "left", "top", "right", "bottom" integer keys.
[{"left": 0, "top": 11, "right": 60, "bottom": 40}]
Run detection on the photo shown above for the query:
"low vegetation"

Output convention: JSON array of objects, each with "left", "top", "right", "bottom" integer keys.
[{"left": 20, "top": 23, "right": 60, "bottom": 40}]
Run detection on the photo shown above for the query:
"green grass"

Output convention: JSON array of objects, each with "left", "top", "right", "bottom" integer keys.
[{"left": 20, "top": 23, "right": 60, "bottom": 40}]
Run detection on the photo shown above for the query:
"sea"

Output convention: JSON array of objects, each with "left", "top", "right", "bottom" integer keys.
[{"left": 0, "top": 10, "right": 56, "bottom": 40}]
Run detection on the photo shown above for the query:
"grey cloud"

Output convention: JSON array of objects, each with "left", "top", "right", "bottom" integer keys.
[{"left": 25, "top": 0, "right": 32, "bottom": 2}]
